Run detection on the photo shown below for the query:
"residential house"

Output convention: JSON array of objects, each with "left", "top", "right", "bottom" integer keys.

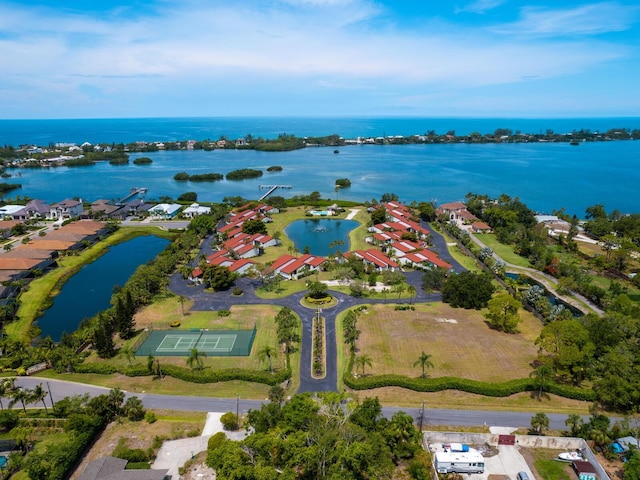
[
  {"left": 270, "top": 254, "right": 326, "bottom": 280},
  {"left": 49, "top": 199, "right": 84, "bottom": 220},
  {"left": 345, "top": 249, "right": 398, "bottom": 271},
  {"left": 0, "top": 205, "right": 27, "bottom": 219},
  {"left": 182, "top": 203, "right": 211, "bottom": 218},
  {"left": 11, "top": 199, "right": 51, "bottom": 220},
  {"left": 0, "top": 220, "right": 22, "bottom": 239},
  {"left": 77, "top": 456, "right": 168, "bottom": 480},
  {"left": 148, "top": 203, "right": 182, "bottom": 219}
]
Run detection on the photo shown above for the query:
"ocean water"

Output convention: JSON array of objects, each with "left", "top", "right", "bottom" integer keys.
[
  {"left": 1, "top": 117, "right": 639, "bottom": 216},
  {"left": 2, "top": 116, "right": 640, "bottom": 146}
]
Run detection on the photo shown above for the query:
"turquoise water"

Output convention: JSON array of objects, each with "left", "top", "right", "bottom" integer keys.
[
  {"left": 2, "top": 116, "right": 640, "bottom": 146},
  {"left": 5, "top": 140, "right": 639, "bottom": 216},
  {"left": 36, "top": 235, "right": 170, "bottom": 341},
  {"left": 2, "top": 117, "right": 640, "bottom": 216},
  {"left": 285, "top": 218, "right": 358, "bottom": 257}
]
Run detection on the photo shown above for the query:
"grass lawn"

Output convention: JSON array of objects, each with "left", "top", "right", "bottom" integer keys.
[
  {"left": 530, "top": 449, "right": 574, "bottom": 480},
  {"left": 474, "top": 233, "right": 531, "bottom": 267},
  {"left": 354, "top": 302, "right": 541, "bottom": 382},
  {"left": 6, "top": 226, "right": 176, "bottom": 342},
  {"left": 75, "top": 300, "right": 301, "bottom": 397}
]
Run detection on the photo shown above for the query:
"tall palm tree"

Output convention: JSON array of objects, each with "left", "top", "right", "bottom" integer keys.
[
  {"left": 0, "top": 377, "right": 16, "bottom": 410},
  {"left": 186, "top": 348, "right": 206, "bottom": 371},
  {"left": 31, "top": 384, "right": 48, "bottom": 414},
  {"left": 354, "top": 354, "right": 373, "bottom": 377},
  {"left": 178, "top": 295, "right": 187, "bottom": 317},
  {"left": 407, "top": 284, "right": 417, "bottom": 305},
  {"left": 9, "top": 387, "right": 29, "bottom": 414},
  {"left": 257, "top": 345, "right": 277, "bottom": 373},
  {"left": 121, "top": 345, "right": 134, "bottom": 366},
  {"left": 413, "top": 351, "right": 435, "bottom": 379},
  {"left": 529, "top": 363, "right": 553, "bottom": 400}
]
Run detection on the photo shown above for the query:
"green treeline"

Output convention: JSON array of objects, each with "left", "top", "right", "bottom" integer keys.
[
  {"left": 132, "top": 157, "right": 153, "bottom": 165},
  {"left": 0, "top": 182, "right": 21, "bottom": 194},
  {"left": 173, "top": 172, "right": 224, "bottom": 182},
  {"left": 226, "top": 168, "right": 263, "bottom": 180}
]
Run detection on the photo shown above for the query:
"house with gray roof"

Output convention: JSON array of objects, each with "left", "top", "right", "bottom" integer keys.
[{"left": 77, "top": 456, "right": 169, "bottom": 480}]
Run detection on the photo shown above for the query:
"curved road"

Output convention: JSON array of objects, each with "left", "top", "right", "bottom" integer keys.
[{"left": 167, "top": 222, "right": 459, "bottom": 393}]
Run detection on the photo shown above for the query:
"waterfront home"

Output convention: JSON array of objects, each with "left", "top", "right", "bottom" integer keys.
[
  {"left": 0, "top": 205, "right": 28, "bottom": 219},
  {"left": 437, "top": 201, "right": 479, "bottom": 225},
  {"left": 49, "top": 199, "right": 84, "bottom": 220},
  {"left": 148, "top": 203, "right": 182, "bottom": 219},
  {"left": 10, "top": 199, "right": 51, "bottom": 220},
  {"left": 182, "top": 203, "right": 211, "bottom": 218}
]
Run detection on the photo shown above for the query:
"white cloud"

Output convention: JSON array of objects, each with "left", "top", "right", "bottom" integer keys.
[
  {"left": 493, "top": 2, "right": 639, "bottom": 37},
  {"left": 0, "top": 0, "right": 636, "bottom": 117},
  {"left": 455, "top": 0, "right": 506, "bottom": 14}
]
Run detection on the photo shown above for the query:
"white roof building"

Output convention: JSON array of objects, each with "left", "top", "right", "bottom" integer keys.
[{"left": 183, "top": 203, "right": 211, "bottom": 218}]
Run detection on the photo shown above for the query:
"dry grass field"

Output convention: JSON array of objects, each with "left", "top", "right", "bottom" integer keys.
[{"left": 355, "top": 302, "right": 542, "bottom": 382}]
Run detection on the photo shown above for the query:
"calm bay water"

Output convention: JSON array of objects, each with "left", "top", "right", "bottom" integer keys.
[
  {"left": 37, "top": 235, "right": 170, "bottom": 341},
  {"left": 4, "top": 140, "right": 639, "bottom": 217},
  {"left": 1, "top": 117, "right": 639, "bottom": 216},
  {"left": 285, "top": 219, "right": 358, "bottom": 257}
]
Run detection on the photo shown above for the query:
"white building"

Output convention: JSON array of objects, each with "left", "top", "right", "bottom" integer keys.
[
  {"left": 434, "top": 449, "right": 485, "bottom": 474},
  {"left": 182, "top": 203, "right": 211, "bottom": 218}
]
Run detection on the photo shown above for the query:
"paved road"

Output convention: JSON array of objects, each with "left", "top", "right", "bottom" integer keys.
[
  {"left": 11, "top": 377, "right": 593, "bottom": 430},
  {"left": 165, "top": 219, "right": 465, "bottom": 393},
  {"left": 467, "top": 231, "right": 604, "bottom": 316}
]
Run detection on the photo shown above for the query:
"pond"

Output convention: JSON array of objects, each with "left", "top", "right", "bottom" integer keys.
[
  {"left": 285, "top": 218, "right": 359, "bottom": 257},
  {"left": 36, "top": 235, "right": 170, "bottom": 341}
]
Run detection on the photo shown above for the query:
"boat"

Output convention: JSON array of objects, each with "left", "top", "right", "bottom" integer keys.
[
  {"left": 557, "top": 451, "right": 583, "bottom": 462},
  {"left": 570, "top": 139, "right": 580, "bottom": 146}
]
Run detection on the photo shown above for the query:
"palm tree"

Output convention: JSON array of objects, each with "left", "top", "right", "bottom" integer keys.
[
  {"left": 413, "top": 351, "right": 434, "bottom": 379},
  {"left": 565, "top": 413, "right": 584, "bottom": 437},
  {"left": 178, "top": 295, "right": 187, "bottom": 317},
  {"left": 0, "top": 377, "right": 16, "bottom": 410},
  {"left": 407, "top": 284, "right": 417, "bottom": 305},
  {"left": 120, "top": 345, "right": 134, "bottom": 366},
  {"left": 529, "top": 362, "right": 553, "bottom": 400},
  {"left": 257, "top": 345, "right": 277, "bottom": 373},
  {"left": 530, "top": 412, "right": 550, "bottom": 435},
  {"left": 354, "top": 354, "right": 373, "bottom": 377},
  {"left": 9, "top": 387, "right": 29, "bottom": 414},
  {"left": 186, "top": 348, "right": 206, "bottom": 371},
  {"left": 147, "top": 353, "right": 155, "bottom": 374},
  {"left": 31, "top": 384, "right": 48, "bottom": 414}
]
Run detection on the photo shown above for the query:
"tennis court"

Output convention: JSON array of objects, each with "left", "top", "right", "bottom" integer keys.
[{"left": 135, "top": 327, "right": 256, "bottom": 357}]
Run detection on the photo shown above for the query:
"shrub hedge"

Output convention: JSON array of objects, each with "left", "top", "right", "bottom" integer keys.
[
  {"left": 75, "top": 362, "right": 290, "bottom": 386},
  {"left": 343, "top": 355, "right": 596, "bottom": 401}
]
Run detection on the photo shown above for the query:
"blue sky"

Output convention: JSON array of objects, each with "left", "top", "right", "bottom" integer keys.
[{"left": 1, "top": 0, "right": 639, "bottom": 118}]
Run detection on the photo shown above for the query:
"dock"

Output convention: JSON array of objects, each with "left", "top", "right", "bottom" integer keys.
[
  {"left": 117, "top": 187, "right": 148, "bottom": 205},
  {"left": 258, "top": 185, "right": 292, "bottom": 201}
]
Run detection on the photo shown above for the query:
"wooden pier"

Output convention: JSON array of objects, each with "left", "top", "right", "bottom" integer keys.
[
  {"left": 117, "top": 187, "right": 148, "bottom": 205},
  {"left": 258, "top": 185, "right": 292, "bottom": 201}
]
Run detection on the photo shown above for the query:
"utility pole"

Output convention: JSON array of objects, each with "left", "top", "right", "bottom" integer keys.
[
  {"left": 46, "top": 381, "right": 56, "bottom": 411},
  {"left": 236, "top": 393, "right": 240, "bottom": 427},
  {"left": 418, "top": 401, "right": 425, "bottom": 432}
]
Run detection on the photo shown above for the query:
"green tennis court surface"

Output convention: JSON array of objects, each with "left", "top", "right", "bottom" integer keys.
[{"left": 135, "top": 328, "right": 256, "bottom": 357}]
